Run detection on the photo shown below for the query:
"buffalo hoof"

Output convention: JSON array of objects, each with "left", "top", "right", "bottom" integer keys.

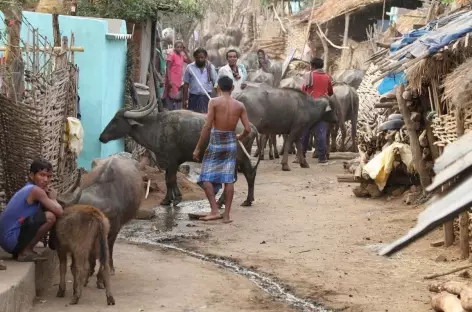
[
  {"left": 56, "top": 288, "right": 65, "bottom": 298},
  {"left": 107, "top": 295, "right": 116, "bottom": 305},
  {"left": 300, "top": 161, "right": 310, "bottom": 169},
  {"left": 241, "top": 200, "right": 252, "bottom": 207},
  {"left": 259, "top": 155, "right": 265, "bottom": 160},
  {"left": 312, "top": 152, "right": 318, "bottom": 158},
  {"left": 97, "top": 280, "right": 105, "bottom": 289},
  {"left": 70, "top": 296, "right": 79, "bottom": 305},
  {"left": 269, "top": 155, "right": 274, "bottom": 160},
  {"left": 275, "top": 154, "right": 280, "bottom": 159},
  {"left": 282, "top": 163, "right": 291, "bottom": 171},
  {"left": 110, "top": 267, "right": 115, "bottom": 276},
  {"left": 173, "top": 197, "right": 182, "bottom": 207},
  {"left": 89, "top": 268, "right": 95, "bottom": 277},
  {"left": 160, "top": 198, "right": 172, "bottom": 206}
]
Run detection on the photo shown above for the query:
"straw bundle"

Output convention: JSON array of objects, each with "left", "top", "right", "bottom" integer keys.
[{"left": 443, "top": 57, "right": 472, "bottom": 110}]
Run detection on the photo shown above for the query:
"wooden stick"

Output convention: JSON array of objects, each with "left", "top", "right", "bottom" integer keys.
[
  {"left": 337, "top": 174, "right": 362, "bottom": 183},
  {"left": 424, "top": 264, "right": 472, "bottom": 280},
  {"left": 375, "top": 102, "right": 396, "bottom": 108},
  {"left": 271, "top": 4, "right": 286, "bottom": 33},
  {"left": 314, "top": 22, "right": 349, "bottom": 50},
  {"left": 0, "top": 46, "right": 84, "bottom": 52},
  {"left": 145, "top": 179, "right": 151, "bottom": 199}
]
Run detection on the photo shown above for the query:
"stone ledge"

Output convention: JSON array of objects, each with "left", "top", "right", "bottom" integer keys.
[{"left": 0, "top": 247, "right": 58, "bottom": 312}]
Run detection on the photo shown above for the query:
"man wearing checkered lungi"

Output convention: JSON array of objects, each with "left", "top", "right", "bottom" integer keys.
[{"left": 192, "top": 76, "right": 251, "bottom": 224}]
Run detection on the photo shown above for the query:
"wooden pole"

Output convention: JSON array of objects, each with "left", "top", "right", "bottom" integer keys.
[
  {"left": 301, "top": 0, "right": 317, "bottom": 59},
  {"left": 456, "top": 105, "right": 470, "bottom": 260},
  {"left": 340, "top": 13, "right": 350, "bottom": 69},
  {"left": 52, "top": 13, "right": 61, "bottom": 48},
  {"left": 396, "top": 84, "right": 432, "bottom": 188}
]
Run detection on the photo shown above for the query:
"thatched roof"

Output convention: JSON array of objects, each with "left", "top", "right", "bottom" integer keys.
[
  {"left": 292, "top": 0, "right": 382, "bottom": 24},
  {"left": 394, "top": 9, "right": 427, "bottom": 34},
  {"left": 368, "top": 8, "right": 472, "bottom": 90},
  {"left": 443, "top": 57, "right": 472, "bottom": 110}
]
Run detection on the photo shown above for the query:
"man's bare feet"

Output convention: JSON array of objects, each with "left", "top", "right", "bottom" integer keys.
[
  {"left": 199, "top": 214, "right": 223, "bottom": 221},
  {"left": 222, "top": 217, "right": 233, "bottom": 224}
]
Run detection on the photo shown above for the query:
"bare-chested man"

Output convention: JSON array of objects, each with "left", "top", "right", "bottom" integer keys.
[{"left": 193, "top": 76, "right": 251, "bottom": 223}]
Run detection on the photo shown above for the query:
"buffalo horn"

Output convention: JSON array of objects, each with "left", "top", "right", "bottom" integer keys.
[{"left": 124, "top": 93, "right": 158, "bottom": 119}]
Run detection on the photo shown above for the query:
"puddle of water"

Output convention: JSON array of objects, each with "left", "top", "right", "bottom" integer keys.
[{"left": 119, "top": 200, "right": 216, "bottom": 241}]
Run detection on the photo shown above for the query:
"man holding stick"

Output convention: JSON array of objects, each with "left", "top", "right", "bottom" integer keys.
[
  {"left": 182, "top": 47, "right": 217, "bottom": 113},
  {"left": 192, "top": 76, "right": 251, "bottom": 223}
]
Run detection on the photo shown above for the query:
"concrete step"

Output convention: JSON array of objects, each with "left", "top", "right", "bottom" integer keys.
[{"left": 0, "top": 247, "right": 58, "bottom": 312}]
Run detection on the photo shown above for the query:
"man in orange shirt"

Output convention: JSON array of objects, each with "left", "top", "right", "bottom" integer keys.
[{"left": 301, "top": 57, "right": 334, "bottom": 163}]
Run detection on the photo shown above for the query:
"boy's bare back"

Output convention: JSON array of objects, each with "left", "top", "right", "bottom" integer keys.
[{"left": 209, "top": 95, "right": 249, "bottom": 132}]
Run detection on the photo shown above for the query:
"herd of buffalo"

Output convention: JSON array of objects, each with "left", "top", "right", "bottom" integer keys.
[{"left": 52, "top": 55, "right": 365, "bottom": 305}]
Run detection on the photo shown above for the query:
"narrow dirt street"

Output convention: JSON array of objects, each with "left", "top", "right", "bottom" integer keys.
[
  {"left": 34, "top": 155, "right": 466, "bottom": 312},
  {"left": 33, "top": 242, "right": 295, "bottom": 312}
]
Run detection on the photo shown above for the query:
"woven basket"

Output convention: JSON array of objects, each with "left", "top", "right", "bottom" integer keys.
[{"left": 432, "top": 106, "right": 472, "bottom": 147}]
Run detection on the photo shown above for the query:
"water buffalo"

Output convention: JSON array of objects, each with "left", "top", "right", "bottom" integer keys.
[
  {"left": 247, "top": 69, "right": 275, "bottom": 86},
  {"left": 59, "top": 156, "right": 143, "bottom": 279},
  {"left": 328, "top": 83, "right": 359, "bottom": 152},
  {"left": 234, "top": 85, "right": 337, "bottom": 171},
  {"left": 99, "top": 100, "right": 261, "bottom": 208}
]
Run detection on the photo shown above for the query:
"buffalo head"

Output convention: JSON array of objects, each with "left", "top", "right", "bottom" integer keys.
[
  {"left": 99, "top": 96, "right": 158, "bottom": 143},
  {"left": 322, "top": 96, "right": 338, "bottom": 124}
]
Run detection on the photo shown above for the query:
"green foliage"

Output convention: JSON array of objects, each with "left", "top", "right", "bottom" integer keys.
[
  {"left": 440, "top": 0, "right": 454, "bottom": 4},
  {"left": 77, "top": 0, "right": 204, "bottom": 22}
]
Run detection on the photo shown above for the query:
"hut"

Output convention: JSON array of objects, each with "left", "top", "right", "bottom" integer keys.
[
  {"left": 359, "top": 6, "right": 472, "bottom": 260},
  {"left": 288, "top": 0, "right": 423, "bottom": 72}
]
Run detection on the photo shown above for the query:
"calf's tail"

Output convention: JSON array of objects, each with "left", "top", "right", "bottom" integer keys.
[{"left": 97, "top": 218, "right": 108, "bottom": 266}]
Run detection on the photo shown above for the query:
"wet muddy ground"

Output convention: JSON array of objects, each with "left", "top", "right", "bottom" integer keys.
[{"left": 33, "top": 154, "right": 470, "bottom": 312}]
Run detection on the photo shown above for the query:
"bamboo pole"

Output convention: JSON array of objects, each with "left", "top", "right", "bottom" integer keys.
[
  {"left": 0, "top": 46, "right": 84, "bottom": 52},
  {"left": 340, "top": 13, "right": 350, "bottom": 69},
  {"left": 301, "top": 0, "right": 317, "bottom": 59}
]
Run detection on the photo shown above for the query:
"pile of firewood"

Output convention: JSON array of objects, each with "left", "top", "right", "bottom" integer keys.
[
  {"left": 428, "top": 281, "right": 472, "bottom": 312},
  {"left": 337, "top": 64, "right": 416, "bottom": 197}
]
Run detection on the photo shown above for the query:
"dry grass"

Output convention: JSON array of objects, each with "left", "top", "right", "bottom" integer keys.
[
  {"left": 291, "top": 0, "right": 382, "bottom": 24},
  {"left": 443, "top": 57, "right": 472, "bottom": 110},
  {"left": 406, "top": 40, "right": 472, "bottom": 90}
]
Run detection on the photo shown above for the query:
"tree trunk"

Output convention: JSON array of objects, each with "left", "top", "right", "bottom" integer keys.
[
  {"left": 4, "top": 6, "right": 23, "bottom": 101},
  {"left": 396, "top": 84, "right": 432, "bottom": 188},
  {"left": 340, "top": 13, "right": 350, "bottom": 69}
]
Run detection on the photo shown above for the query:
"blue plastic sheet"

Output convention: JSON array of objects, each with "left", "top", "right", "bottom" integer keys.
[
  {"left": 379, "top": 9, "right": 472, "bottom": 94},
  {"left": 378, "top": 72, "right": 407, "bottom": 95}
]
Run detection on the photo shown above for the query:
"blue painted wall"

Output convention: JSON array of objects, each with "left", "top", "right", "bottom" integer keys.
[{"left": 0, "top": 12, "right": 127, "bottom": 170}]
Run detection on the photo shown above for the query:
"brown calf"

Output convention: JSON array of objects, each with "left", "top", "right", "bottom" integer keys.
[{"left": 55, "top": 204, "right": 115, "bottom": 305}]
